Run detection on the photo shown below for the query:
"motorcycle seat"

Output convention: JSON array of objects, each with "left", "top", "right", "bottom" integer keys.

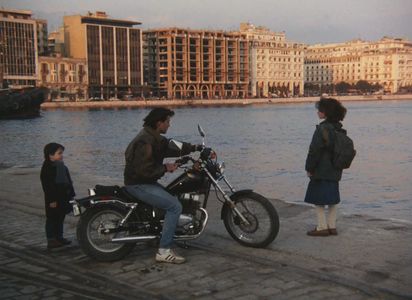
[
  {"left": 94, "top": 185, "right": 121, "bottom": 196},
  {"left": 94, "top": 185, "right": 136, "bottom": 203},
  {"left": 119, "top": 187, "right": 141, "bottom": 203}
]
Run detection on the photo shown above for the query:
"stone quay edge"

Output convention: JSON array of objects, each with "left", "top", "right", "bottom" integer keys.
[{"left": 0, "top": 167, "right": 411, "bottom": 299}]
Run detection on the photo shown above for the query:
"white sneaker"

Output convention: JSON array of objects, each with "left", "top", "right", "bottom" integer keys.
[{"left": 155, "top": 248, "right": 186, "bottom": 264}]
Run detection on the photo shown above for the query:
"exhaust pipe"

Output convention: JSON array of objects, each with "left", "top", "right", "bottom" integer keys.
[
  {"left": 111, "top": 208, "right": 209, "bottom": 244},
  {"left": 111, "top": 235, "right": 158, "bottom": 243}
]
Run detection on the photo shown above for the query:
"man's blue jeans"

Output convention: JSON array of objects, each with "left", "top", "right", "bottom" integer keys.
[{"left": 125, "top": 183, "right": 182, "bottom": 249}]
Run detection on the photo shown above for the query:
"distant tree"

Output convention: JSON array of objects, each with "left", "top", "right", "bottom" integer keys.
[
  {"left": 372, "top": 82, "right": 383, "bottom": 92},
  {"left": 335, "top": 81, "right": 351, "bottom": 94},
  {"left": 355, "top": 80, "right": 373, "bottom": 94},
  {"left": 304, "top": 83, "right": 320, "bottom": 96},
  {"left": 304, "top": 83, "right": 315, "bottom": 90},
  {"left": 320, "top": 84, "right": 334, "bottom": 95}
]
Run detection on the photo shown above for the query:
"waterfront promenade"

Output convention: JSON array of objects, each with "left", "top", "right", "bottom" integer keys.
[
  {"left": 0, "top": 166, "right": 411, "bottom": 299},
  {"left": 41, "top": 94, "right": 412, "bottom": 110}
]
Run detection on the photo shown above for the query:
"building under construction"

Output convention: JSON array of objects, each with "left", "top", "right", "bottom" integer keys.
[{"left": 143, "top": 28, "right": 249, "bottom": 99}]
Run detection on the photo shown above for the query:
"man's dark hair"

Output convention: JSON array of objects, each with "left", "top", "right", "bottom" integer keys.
[
  {"left": 44, "top": 143, "right": 65, "bottom": 160},
  {"left": 316, "top": 98, "right": 347, "bottom": 122},
  {"left": 143, "top": 108, "right": 175, "bottom": 129}
]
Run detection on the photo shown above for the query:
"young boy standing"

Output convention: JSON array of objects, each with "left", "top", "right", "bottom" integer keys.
[{"left": 40, "top": 143, "right": 75, "bottom": 249}]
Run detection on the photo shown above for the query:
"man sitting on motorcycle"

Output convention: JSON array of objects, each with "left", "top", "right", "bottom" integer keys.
[{"left": 124, "top": 107, "right": 201, "bottom": 264}]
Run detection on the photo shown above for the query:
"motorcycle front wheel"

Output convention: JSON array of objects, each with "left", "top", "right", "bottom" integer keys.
[
  {"left": 77, "top": 205, "right": 136, "bottom": 262},
  {"left": 222, "top": 192, "right": 279, "bottom": 248}
]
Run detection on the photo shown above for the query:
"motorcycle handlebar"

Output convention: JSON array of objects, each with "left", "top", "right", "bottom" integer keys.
[
  {"left": 175, "top": 156, "right": 193, "bottom": 165},
  {"left": 175, "top": 147, "right": 214, "bottom": 166}
]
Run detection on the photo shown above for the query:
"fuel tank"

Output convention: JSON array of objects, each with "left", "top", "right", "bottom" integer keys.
[{"left": 166, "top": 171, "right": 206, "bottom": 195}]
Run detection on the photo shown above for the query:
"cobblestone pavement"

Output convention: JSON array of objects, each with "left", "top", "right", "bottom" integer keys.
[{"left": 0, "top": 200, "right": 404, "bottom": 300}]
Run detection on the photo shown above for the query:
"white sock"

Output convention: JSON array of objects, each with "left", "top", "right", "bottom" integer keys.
[
  {"left": 327, "top": 205, "right": 337, "bottom": 229},
  {"left": 158, "top": 248, "right": 170, "bottom": 255},
  {"left": 315, "top": 205, "right": 328, "bottom": 230}
]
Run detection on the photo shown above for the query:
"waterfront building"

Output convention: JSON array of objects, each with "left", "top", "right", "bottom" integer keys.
[
  {"left": 48, "top": 26, "right": 66, "bottom": 57},
  {"left": 143, "top": 28, "right": 249, "bottom": 99},
  {"left": 37, "top": 55, "right": 88, "bottom": 101},
  {"left": 239, "top": 23, "right": 305, "bottom": 97},
  {"left": 0, "top": 8, "right": 38, "bottom": 88},
  {"left": 63, "top": 11, "right": 143, "bottom": 100},
  {"left": 36, "top": 19, "right": 48, "bottom": 56},
  {"left": 305, "top": 37, "right": 412, "bottom": 94}
]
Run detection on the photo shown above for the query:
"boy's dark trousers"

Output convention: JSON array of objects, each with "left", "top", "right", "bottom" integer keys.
[{"left": 45, "top": 213, "right": 66, "bottom": 240}]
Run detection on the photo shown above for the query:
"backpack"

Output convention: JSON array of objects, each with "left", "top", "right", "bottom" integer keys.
[{"left": 322, "top": 126, "right": 356, "bottom": 169}]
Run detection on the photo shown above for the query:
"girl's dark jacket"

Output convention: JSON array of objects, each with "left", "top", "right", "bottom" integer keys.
[
  {"left": 40, "top": 161, "right": 75, "bottom": 217},
  {"left": 305, "top": 120, "right": 343, "bottom": 182},
  {"left": 124, "top": 126, "right": 197, "bottom": 185}
]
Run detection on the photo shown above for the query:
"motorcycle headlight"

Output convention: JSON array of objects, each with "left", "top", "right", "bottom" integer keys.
[{"left": 217, "top": 162, "right": 225, "bottom": 175}]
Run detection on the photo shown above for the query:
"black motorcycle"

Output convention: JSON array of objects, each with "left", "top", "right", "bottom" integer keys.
[{"left": 72, "top": 125, "right": 280, "bottom": 261}]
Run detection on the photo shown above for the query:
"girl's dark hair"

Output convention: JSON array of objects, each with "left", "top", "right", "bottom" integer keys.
[
  {"left": 143, "top": 108, "right": 175, "bottom": 129},
  {"left": 44, "top": 143, "right": 64, "bottom": 160},
  {"left": 315, "top": 98, "right": 347, "bottom": 122}
]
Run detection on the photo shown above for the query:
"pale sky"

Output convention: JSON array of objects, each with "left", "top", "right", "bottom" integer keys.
[{"left": 1, "top": 0, "right": 411, "bottom": 44}]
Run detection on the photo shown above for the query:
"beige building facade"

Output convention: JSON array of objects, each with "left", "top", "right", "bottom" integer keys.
[
  {"left": 63, "top": 11, "right": 143, "bottom": 100},
  {"left": 239, "top": 23, "right": 305, "bottom": 97},
  {"left": 48, "top": 26, "right": 66, "bottom": 57},
  {"left": 143, "top": 28, "right": 249, "bottom": 99},
  {"left": 305, "top": 37, "right": 412, "bottom": 93},
  {"left": 37, "top": 55, "right": 88, "bottom": 101},
  {"left": 0, "top": 8, "right": 38, "bottom": 88}
]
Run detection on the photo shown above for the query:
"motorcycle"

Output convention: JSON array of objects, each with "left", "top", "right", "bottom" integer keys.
[{"left": 71, "top": 125, "right": 280, "bottom": 262}]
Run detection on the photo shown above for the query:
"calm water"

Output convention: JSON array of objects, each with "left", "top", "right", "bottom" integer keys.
[{"left": 1, "top": 101, "right": 412, "bottom": 222}]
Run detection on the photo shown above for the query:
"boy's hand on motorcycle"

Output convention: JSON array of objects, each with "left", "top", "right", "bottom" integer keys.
[
  {"left": 165, "top": 163, "right": 178, "bottom": 173},
  {"left": 49, "top": 202, "right": 57, "bottom": 208}
]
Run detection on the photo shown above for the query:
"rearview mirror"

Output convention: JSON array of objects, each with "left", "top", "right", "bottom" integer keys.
[{"left": 198, "top": 124, "right": 206, "bottom": 138}]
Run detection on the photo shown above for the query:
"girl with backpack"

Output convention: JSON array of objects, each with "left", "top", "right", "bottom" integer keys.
[{"left": 304, "top": 98, "right": 349, "bottom": 237}]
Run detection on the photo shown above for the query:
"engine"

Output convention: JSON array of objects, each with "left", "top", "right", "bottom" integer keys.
[
  {"left": 177, "top": 193, "right": 203, "bottom": 234},
  {"left": 179, "top": 193, "right": 202, "bottom": 214}
]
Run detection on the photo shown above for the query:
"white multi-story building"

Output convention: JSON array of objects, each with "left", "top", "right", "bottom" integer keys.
[
  {"left": 239, "top": 23, "right": 305, "bottom": 97},
  {"left": 305, "top": 37, "right": 412, "bottom": 93}
]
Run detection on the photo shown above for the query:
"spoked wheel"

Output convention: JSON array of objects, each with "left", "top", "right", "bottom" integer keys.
[
  {"left": 222, "top": 192, "right": 279, "bottom": 248},
  {"left": 77, "top": 205, "right": 135, "bottom": 262}
]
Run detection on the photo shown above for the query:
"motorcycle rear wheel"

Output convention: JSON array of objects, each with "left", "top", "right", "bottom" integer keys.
[
  {"left": 77, "top": 205, "right": 136, "bottom": 262},
  {"left": 223, "top": 192, "right": 279, "bottom": 248}
]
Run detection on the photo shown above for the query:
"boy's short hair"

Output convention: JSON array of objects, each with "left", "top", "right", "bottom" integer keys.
[{"left": 44, "top": 143, "right": 65, "bottom": 160}]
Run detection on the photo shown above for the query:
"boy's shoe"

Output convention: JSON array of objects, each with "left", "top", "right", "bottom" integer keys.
[
  {"left": 47, "top": 239, "right": 64, "bottom": 249},
  {"left": 156, "top": 249, "right": 186, "bottom": 264},
  {"left": 58, "top": 238, "right": 72, "bottom": 245}
]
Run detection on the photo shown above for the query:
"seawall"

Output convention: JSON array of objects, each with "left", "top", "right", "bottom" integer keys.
[{"left": 41, "top": 94, "right": 412, "bottom": 110}]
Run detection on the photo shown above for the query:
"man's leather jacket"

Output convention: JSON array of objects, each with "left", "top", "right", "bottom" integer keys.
[{"left": 124, "top": 126, "right": 196, "bottom": 185}]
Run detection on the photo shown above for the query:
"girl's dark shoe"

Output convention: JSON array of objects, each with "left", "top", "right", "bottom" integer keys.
[
  {"left": 58, "top": 238, "right": 72, "bottom": 245},
  {"left": 328, "top": 228, "right": 338, "bottom": 235},
  {"left": 307, "top": 228, "right": 330, "bottom": 236},
  {"left": 47, "top": 239, "right": 64, "bottom": 249}
]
